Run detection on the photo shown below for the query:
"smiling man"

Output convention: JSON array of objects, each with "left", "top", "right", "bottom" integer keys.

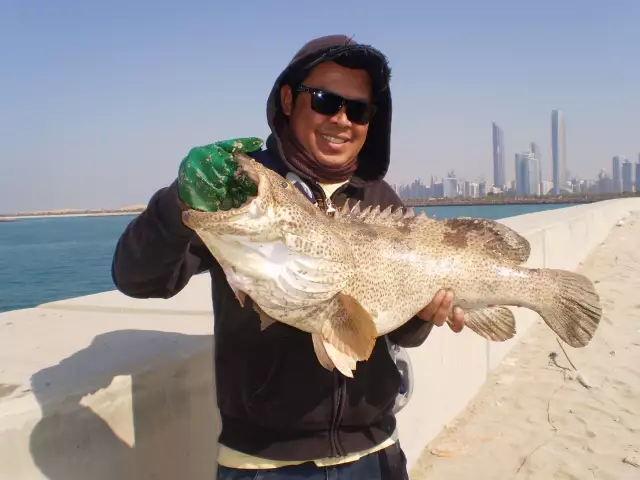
[{"left": 112, "top": 34, "right": 466, "bottom": 480}]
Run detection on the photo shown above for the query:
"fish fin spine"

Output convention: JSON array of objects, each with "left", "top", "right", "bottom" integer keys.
[
  {"left": 253, "top": 303, "right": 277, "bottom": 331},
  {"left": 312, "top": 333, "right": 356, "bottom": 378}
]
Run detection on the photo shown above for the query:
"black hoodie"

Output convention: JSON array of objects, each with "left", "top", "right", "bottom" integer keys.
[{"left": 111, "top": 34, "right": 434, "bottom": 461}]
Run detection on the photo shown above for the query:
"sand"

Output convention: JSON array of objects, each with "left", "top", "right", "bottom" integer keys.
[{"left": 410, "top": 212, "right": 640, "bottom": 480}]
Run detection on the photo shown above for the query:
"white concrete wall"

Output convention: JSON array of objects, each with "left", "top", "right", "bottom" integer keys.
[{"left": 1, "top": 198, "right": 639, "bottom": 479}]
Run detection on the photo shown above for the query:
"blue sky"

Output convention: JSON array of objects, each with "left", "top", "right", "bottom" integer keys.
[{"left": 1, "top": 0, "right": 638, "bottom": 212}]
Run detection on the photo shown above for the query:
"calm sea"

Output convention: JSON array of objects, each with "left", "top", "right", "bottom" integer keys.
[{"left": 0, "top": 203, "right": 573, "bottom": 313}]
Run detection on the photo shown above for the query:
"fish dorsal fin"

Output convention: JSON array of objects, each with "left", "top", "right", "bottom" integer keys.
[
  {"left": 380, "top": 205, "right": 393, "bottom": 219},
  {"left": 350, "top": 200, "right": 362, "bottom": 215},
  {"left": 440, "top": 216, "right": 531, "bottom": 264},
  {"left": 333, "top": 202, "right": 529, "bottom": 263},
  {"left": 333, "top": 200, "right": 434, "bottom": 230},
  {"left": 391, "top": 207, "right": 405, "bottom": 221},
  {"left": 359, "top": 205, "right": 373, "bottom": 218}
]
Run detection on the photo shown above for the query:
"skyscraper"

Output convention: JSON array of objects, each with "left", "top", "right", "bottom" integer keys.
[
  {"left": 612, "top": 156, "right": 624, "bottom": 193},
  {"left": 530, "top": 142, "right": 542, "bottom": 184},
  {"left": 621, "top": 159, "right": 634, "bottom": 193},
  {"left": 443, "top": 171, "right": 459, "bottom": 198},
  {"left": 492, "top": 122, "right": 505, "bottom": 190},
  {"left": 551, "top": 110, "right": 566, "bottom": 194},
  {"left": 515, "top": 151, "right": 540, "bottom": 196}
]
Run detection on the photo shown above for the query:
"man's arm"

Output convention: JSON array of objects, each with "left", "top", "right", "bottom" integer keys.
[{"left": 111, "top": 180, "right": 213, "bottom": 299}]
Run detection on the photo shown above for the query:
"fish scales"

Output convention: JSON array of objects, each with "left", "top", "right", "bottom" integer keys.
[
  {"left": 329, "top": 208, "right": 532, "bottom": 335},
  {"left": 181, "top": 153, "right": 603, "bottom": 377}
]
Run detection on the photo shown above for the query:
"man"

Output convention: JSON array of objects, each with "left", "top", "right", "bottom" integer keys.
[{"left": 112, "top": 34, "right": 466, "bottom": 479}]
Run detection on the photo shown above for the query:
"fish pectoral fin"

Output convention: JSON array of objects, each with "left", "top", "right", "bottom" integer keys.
[
  {"left": 442, "top": 217, "right": 531, "bottom": 264},
  {"left": 253, "top": 303, "right": 277, "bottom": 331},
  {"left": 312, "top": 334, "right": 357, "bottom": 378},
  {"left": 461, "top": 306, "right": 516, "bottom": 342},
  {"left": 235, "top": 290, "right": 247, "bottom": 308},
  {"left": 321, "top": 293, "right": 378, "bottom": 364},
  {"left": 312, "top": 334, "right": 336, "bottom": 371}
]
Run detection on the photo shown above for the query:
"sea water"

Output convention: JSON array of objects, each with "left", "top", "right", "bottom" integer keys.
[{"left": 0, "top": 203, "right": 572, "bottom": 313}]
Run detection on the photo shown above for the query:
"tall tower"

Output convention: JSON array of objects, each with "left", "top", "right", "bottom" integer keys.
[
  {"left": 612, "top": 156, "right": 625, "bottom": 193},
  {"left": 635, "top": 154, "right": 640, "bottom": 193},
  {"left": 530, "top": 141, "right": 542, "bottom": 184},
  {"left": 621, "top": 159, "right": 634, "bottom": 193},
  {"left": 551, "top": 110, "right": 566, "bottom": 194},
  {"left": 492, "top": 122, "right": 505, "bottom": 189},
  {"left": 515, "top": 151, "right": 540, "bottom": 196}
]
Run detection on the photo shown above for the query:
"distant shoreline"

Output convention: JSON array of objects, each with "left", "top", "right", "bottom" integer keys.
[
  {"left": 0, "top": 209, "right": 144, "bottom": 221},
  {"left": 2, "top": 193, "right": 637, "bottom": 220},
  {"left": 405, "top": 193, "right": 640, "bottom": 207},
  {"left": 405, "top": 198, "right": 590, "bottom": 207}
]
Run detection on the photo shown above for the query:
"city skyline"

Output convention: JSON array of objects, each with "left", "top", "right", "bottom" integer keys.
[{"left": 394, "top": 112, "right": 639, "bottom": 200}]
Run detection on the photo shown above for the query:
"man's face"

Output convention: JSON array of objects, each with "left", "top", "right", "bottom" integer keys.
[{"left": 280, "top": 61, "right": 373, "bottom": 174}]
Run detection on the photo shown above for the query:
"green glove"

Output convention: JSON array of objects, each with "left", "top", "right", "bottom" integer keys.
[{"left": 178, "top": 137, "right": 263, "bottom": 212}]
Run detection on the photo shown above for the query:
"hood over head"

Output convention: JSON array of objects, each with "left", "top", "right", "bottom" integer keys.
[{"left": 266, "top": 35, "right": 392, "bottom": 187}]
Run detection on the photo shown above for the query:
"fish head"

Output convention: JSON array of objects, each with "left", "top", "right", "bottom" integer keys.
[{"left": 181, "top": 152, "right": 324, "bottom": 240}]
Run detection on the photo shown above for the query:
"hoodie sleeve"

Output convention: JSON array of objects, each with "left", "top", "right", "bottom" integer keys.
[
  {"left": 111, "top": 180, "right": 214, "bottom": 299},
  {"left": 369, "top": 181, "right": 436, "bottom": 348}
]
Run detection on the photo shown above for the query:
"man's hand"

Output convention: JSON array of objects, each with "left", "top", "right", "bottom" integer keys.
[
  {"left": 417, "top": 290, "right": 465, "bottom": 333},
  {"left": 178, "top": 137, "right": 264, "bottom": 212}
]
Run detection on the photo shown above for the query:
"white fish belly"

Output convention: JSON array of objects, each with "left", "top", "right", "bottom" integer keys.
[{"left": 203, "top": 232, "right": 347, "bottom": 327}]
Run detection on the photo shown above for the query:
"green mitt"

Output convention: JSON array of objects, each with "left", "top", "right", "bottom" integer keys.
[{"left": 177, "top": 137, "right": 263, "bottom": 212}]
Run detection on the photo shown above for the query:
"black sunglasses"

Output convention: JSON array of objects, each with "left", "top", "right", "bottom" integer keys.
[{"left": 295, "top": 84, "right": 377, "bottom": 125}]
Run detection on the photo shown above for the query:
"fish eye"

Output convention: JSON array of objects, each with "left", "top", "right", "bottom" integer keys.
[{"left": 280, "top": 181, "right": 289, "bottom": 188}]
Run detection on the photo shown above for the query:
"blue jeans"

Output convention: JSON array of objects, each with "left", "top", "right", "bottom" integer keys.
[{"left": 216, "top": 443, "right": 408, "bottom": 480}]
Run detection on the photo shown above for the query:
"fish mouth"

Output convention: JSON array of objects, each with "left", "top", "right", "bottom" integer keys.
[
  {"left": 232, "top": 152, "right": 262, "bottom": 209},
  {"left": 182, "top": 152, "right": 265, "bottom": 231}
]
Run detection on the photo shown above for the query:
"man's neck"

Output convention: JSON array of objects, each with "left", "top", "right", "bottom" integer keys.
[{"left": 317, "top": 179, "right": 349, "bottom": 199}]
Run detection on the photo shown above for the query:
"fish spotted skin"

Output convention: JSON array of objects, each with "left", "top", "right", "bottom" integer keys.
[{"left": 181, "top": 153, "right": 602, "bottom": 377}]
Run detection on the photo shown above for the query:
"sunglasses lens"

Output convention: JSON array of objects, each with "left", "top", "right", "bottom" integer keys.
[
  {"left": 345, "top": 101, "right": 375, "bottom": 125},
  {"left": 310, "top": 91, "right": 344, "bottom": 116},
  {"left": 306, "top": 87, "right": 377, "bottom": 125}
]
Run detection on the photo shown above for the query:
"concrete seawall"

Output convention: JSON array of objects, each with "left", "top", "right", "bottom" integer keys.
[{"left": 2, "top": 198, "right": 639, "bottom": 479}]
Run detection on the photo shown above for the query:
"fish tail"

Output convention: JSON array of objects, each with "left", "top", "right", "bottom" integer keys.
[{"left": 533, "top": 269, "right": 602, "bottom": 348}]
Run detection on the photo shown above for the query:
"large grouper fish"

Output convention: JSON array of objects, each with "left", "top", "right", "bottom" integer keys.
[{"left": 181, "top": 152, "right": 602, "bottom": 377}]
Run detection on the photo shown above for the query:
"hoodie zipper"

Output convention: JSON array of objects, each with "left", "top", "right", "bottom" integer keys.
[
  {"left": 330, "top": 371, "right": 347, "bottom": 457},
  {"left": 313, "top": 183, "right": 333, "bottom": 216},
  {"left": 310, "top": 181, "right": 346, "bottom": 457}
]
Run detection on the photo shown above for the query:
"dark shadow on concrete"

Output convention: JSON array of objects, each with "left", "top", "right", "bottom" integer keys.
[{"left": 29, "top": 329, "right": 219, "bottom": 480}]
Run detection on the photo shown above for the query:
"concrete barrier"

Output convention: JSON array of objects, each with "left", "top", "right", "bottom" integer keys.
[{"left": 1, "top": 198, "right": 639, "bottom": 479}]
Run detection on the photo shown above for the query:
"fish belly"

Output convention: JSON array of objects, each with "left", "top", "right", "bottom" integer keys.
[{"left": 205, "top": 232, "right": 349, "bottom": 332}]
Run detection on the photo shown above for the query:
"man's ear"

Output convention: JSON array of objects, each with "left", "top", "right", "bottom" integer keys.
[{"left": 280, "top": 85, "right": 293, "bottom": 116}]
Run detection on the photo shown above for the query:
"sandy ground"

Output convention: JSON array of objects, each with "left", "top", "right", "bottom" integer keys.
[{"left": 410, "top": 212, "right": 640, "bottom": 480}]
